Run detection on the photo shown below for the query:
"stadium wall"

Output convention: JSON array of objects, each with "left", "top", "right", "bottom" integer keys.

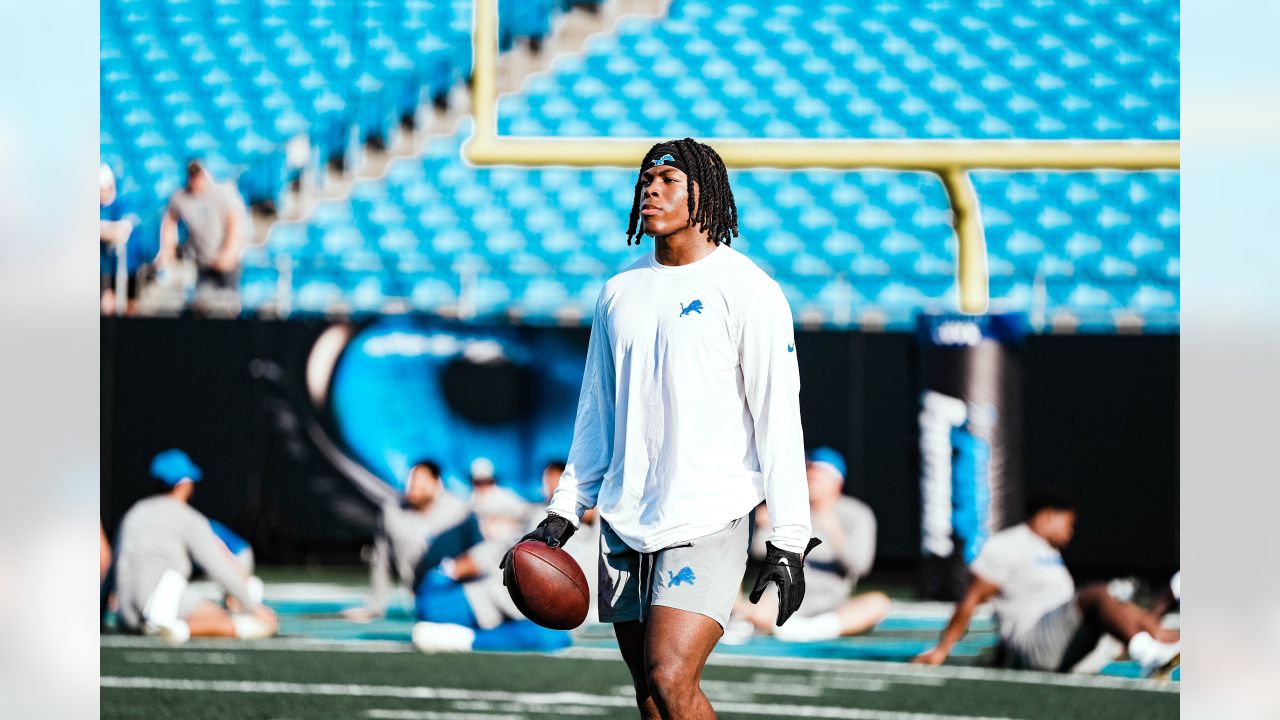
[{"left": 100, "top": 318, "right": 1177, "bottom": 579}]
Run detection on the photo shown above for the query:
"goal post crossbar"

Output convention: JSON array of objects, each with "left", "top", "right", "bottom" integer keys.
[{"left": 462, "top": 0, "right": 1180, "bottom": 314}]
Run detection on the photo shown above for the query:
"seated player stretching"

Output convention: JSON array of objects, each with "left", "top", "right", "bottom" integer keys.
[
  {"left": 914, "top": 493, "right": 1179, "bottom": 676},
  {"left": 114, "top": 449, "right": 277, "bottom": 643},
  {"left": 411, "top": 461, "right": 597, "bottom": 653},
  {"left": 727, "top": 447, "right": 890, "bottom": 643},
  {"left": 343, "top": 460, "right": 470, "bottom": 621},
  {"left": 507, "top": 138, "right": 822, "bottom": 719}
]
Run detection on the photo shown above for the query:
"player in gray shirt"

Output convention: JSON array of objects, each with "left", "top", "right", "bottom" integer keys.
[
  {"left": 113, "top": 449, "right": 277, "bottom": 643},
  {"left": 343, "top": 460, "right": 471, "bottom": 621},
  {"left": 727, "top": 447, "right": 891, "bottom": 643},
  {"left": 915, "top": 493, "right": 1179, "bottom": 675}
]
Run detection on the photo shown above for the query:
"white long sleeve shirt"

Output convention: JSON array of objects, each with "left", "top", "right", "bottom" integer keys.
[{"left": 547, "top": 244, "right": 811, "bottom": 554}]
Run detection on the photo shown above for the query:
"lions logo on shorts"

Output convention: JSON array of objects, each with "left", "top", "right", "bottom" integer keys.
[{"left": 666, "top": 566, "right": 696, "bottom": 587}]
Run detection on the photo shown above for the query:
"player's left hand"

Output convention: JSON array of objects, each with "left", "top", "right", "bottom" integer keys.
[{"left": 748, "top": 537, "right": 822, "bottom": 626}]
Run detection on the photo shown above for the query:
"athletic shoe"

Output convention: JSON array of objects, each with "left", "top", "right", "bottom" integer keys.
[
  {"left": 720, "top": 618, "right": 755, "bottom": 646},
  {"left": 411, "top": 621, "right": 475, "bottom": 653},
  {"left": 773, "top": 612, "right": 842, "bottom": 643},
  {"left": 1128, "top": 631, "right": 1180, "bottom": 678},
  {"left": 232, "top": 612, "right": 275, "bottom": 640},
  {"left": 145, "top": 620, "right": 190, "bottom": 646},
  {"left": 1151, "top": 653, "right": 1180, "bottom": 681},
  {"left": 1106, "top": 577, "right": 1138, "bottom": 602}
]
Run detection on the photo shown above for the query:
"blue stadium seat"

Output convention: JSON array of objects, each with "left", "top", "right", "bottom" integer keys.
[{"left": 211, "top": 0, "right": 1180, "bottom": 332}]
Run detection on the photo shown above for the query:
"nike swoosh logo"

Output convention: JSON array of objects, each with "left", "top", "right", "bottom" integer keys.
[{"left": 778, "top": 557, "right": 792, "bottom": 582}]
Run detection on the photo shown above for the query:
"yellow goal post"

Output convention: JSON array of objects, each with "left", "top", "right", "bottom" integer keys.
[{"left": 461, "top": 0, "right": 1179, "bottom": 314}]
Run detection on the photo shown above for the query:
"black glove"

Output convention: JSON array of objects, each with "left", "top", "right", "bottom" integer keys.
[
  {"left": 499, "top": 514, "right": 577, "bottom": 572},
  {"left": 748, "top": 537, "right": 822, "bottom": 626}
]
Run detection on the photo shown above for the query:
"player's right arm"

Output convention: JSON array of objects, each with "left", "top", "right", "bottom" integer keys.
[
  {"left": 214, "top": 189, "right": 244, "bottom": 272},
  {"left": 184, "top": 509, "right": 278, "bottom": 630},
  {"left": 545, "top": 296, "right": 616, "bottom": 530},
  {"left": 912, "top": 574, "right": 1000, "bottom": 665},
  {"left": 841, "top": 502, "right": 877, "bottom": 580},
  {"left": 506, "top": 298, "right": 614, "bottom": 558},
  {"left": 358, "top": 510, "right": 394, "bottom": 620}
]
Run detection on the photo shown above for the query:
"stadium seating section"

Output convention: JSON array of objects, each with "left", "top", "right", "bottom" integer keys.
[
  {"left": 102, "top": 0, "right": 1180, "bottom": 332},
  {"left": 102, "top": 0, "right": 569, "bottom": 256}
]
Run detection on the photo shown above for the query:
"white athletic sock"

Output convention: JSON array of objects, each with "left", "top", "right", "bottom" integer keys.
[
  {"left": 411, "top": 621, "right": 476, "bottom": 653},
  {"left": 247, "top": 576, "right": 265, "bottom": 604},
  {"left": 774, "top": 612, "right": 842, "bottom": 643},
  {"left": 147, "top": 619, "right": 190, "bottom": 646},
  {"left": 1127, "top": 631, "right": 1179, "bottom": 671},
  {"left": 232, "top": 613, "right": 274, "bottom": 639}
]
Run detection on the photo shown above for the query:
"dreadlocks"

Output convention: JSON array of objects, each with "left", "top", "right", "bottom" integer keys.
[{"left": 626, "top": 138, "right": 738, "bottom": 247}]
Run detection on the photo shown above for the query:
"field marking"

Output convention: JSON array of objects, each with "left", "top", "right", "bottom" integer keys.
[
  {"left": 101, "top": 636, "right": 414, "bottom": 653},
  {"left": 368, "top": 711, "right": 523, "bottom": 720},
  {"left": 122, "top": 651, "right": 238, "bottom": 665},
  {"left": 101, "top": 676, "right": 1012, "bottom": 720},
  {"left": 101, "top": 636, "right": 1176, "bottom": 694},
  {"left": 559, "top": 648, "right": 1178, "bottom": 693},
  {"left": 700, "top": 678, "right": 833, "bottom": 698},
  {"left": 776, "top": 671, "right": 949, "bottom": 690},
  {"left": 451, "top": 700, "right": 606, "bottom": 716}
]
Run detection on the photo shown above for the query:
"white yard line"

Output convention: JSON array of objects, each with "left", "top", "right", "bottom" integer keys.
[
  {"left": 101, "top": 635, "right": 1176, "bottom": 694},
  {"left": 448, "top": 700, "right": 606, "bottom": 716},
  {"left": 121, "top": 651, "right": 239, "bottom": 665},
  {"left": 700, "top": 678, "right": 833, "bottom": 698},
  {"left": 101, "top": 636, "right": 415, "bottom": 653},
  {"left": 101, "top": 676, "right": 1013, "bottom": 720},
  {"left": 368, "top": 710, "right": 525, "bottom": 720},
  {"left": 559, "top": 648, "right": 1178, "bottom": 693}
]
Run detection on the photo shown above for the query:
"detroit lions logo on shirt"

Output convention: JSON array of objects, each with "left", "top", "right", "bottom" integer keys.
[
  {"left": 666, "top": 566, "right": 696, "bottom": 587},
  {"left": 679, "top": 299, "right": 703, "bottom": 317}
]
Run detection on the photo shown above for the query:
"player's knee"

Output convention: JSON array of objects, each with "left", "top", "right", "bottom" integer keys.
[
  {"left": 1074, "top": 583, "right": 1110, "bottom": 613},
  {"left": 1076, "top": 583, "right": 1108, "bottom": 604},
  {"left": 868, "top": 591, "right": 892, "bottom": 619},
  {"left": 646, "top": 658, "right": 698, "bottom": 705}
]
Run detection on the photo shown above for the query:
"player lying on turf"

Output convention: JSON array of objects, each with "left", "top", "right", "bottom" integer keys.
[
  {"left": 509, "top": 138, "right": 821, "bottom": 720},
  {"left": 411, "top": 461, "right": 595, "bottom": 653},
  {"left": 726, "top": 447, "right": 890, "bottom": 643},
  {"left": 112, "top": 449, "right": 277, "bottom": 643},
  {"left": 343, "top": 460, "right": 470, "bottom": 622},
  {"left": 914, "top": 493, "right": 1179, "bottom": 676}
]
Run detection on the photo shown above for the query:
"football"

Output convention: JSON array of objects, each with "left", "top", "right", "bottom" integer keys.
[{"left": 503, "top": 540, "right": 590, "bottom": 630}]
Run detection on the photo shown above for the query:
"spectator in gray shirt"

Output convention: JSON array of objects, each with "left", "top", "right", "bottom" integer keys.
[
  {"left": 158, "top": 160, "right": 245, "bottom": 293},
  {"left": 113, "top": 449, "right": 277, "bottom": 643}
]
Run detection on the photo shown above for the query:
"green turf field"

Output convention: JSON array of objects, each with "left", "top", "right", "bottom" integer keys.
[
  {"left": 101, "top": 571, "right": 1177, "bottom": 719},
  {"left": 102, "top": 636, "right": 1177, "bottom": 720}
]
